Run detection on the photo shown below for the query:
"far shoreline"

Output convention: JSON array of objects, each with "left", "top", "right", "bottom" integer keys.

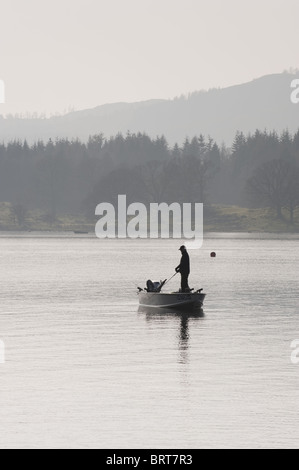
[
  {"left": 0, "top": 203, "right": 298, "bottom": 235},
  {"left": 0, "top": 229, "right": 298, "bottom": 239}
]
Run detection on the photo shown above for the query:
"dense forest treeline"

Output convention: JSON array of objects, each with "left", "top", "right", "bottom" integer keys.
[{"left": 0, "top": 129, "right": 299, "bottom": 227}]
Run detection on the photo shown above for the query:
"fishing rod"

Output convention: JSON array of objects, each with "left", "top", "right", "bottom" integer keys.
[{"left": 164, "top": 271, "right": 178, "bottom": 286}]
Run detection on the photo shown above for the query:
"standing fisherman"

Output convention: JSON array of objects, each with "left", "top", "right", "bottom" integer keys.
[{"left": 176, "top": 245, "right": 190, "bottom": 293}]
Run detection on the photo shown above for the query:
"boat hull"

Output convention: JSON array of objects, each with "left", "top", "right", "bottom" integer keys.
[{"left": 139, "top": 292, "right": 206, "bottom": 310}]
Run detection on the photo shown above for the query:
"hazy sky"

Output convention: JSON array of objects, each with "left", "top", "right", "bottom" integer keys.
[{"left": 1, "top": 0, "right": 299, "bottom": 115}]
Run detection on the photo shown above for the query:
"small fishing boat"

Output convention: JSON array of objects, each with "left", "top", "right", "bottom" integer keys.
[{"left": 138, "top": 279, "right": 206, "bottom": 311}]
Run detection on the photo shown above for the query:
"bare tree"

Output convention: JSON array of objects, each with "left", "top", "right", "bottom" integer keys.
[
  {"left": 136, "top": 160, "right": 177, "bottom": 203},
  {"left": 172, "top": 155, "right": 215, "bottom": 204},
  {"left": 284, "top": 166, "right": 299, "bottom": 223},
  {"left": 11, "top": 204, "right": 28, "bottom": 227},
  {"left": 247, "top": 159, "right": 299, "bottom": 221}
]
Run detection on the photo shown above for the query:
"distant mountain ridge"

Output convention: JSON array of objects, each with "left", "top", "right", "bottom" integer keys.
[{"left": 1, "top": 72, "right": 299, "bottom": 146}]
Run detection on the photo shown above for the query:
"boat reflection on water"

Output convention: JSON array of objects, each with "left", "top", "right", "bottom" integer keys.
[{"left": 138, "top": 305, "right": 205, "bottom": 365}]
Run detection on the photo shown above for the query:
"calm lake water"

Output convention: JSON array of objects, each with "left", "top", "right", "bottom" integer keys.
[{"left": 0, "top": 232, "right": 298, "bottom": 449}]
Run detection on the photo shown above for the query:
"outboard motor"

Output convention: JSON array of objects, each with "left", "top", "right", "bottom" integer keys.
[
  {"left": 146, "top": 280, "right": 155, "bottom": 292},
  {"left": 146, "top": 280, "right": 161, "bottom": 292}
]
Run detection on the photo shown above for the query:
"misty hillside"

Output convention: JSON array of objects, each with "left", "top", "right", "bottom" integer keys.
[{"left": 0, "top": 72, "right": 298, "bottom": 145}]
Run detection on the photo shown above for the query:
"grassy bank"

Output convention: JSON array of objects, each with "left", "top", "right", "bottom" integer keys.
[
  {"left": 204, "top": 205, "right": 299, "bottom": 233},
  {"left": 0, "top": 203, "right": 95, "bottom": 233},
  {"left": 0, "top": 202, "right": 298, "bottom": 233}
]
